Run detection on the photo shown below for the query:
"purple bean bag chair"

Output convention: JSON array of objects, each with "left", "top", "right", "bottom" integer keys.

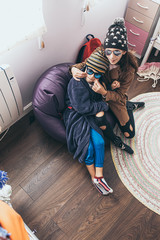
[{"left": 32, "top": 63, "right": 117, "bottom": 143}]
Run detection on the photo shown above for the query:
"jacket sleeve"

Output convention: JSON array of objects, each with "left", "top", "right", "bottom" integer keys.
[
  {"left": 69, "top": 62, "right": 86, "bottom": 75},
  {"left": 105, "top": 67, "right": 135, "bottom": 103},
  {"left": 68, "top": 79, "right": 109, "bottom": 115}
]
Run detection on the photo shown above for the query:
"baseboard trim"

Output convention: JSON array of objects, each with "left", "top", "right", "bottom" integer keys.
[{"left": 23, "top": 102, "right": 33, "bottom": 115}]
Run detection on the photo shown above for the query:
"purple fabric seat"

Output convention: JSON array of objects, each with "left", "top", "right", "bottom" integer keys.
[{"left": 32, "top": 63, "right": 117, "bottom": 143}]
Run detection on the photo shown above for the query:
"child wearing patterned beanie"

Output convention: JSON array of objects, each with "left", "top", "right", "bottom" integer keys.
[
  {"left": 64, "top": 50, "right": 113, "bottom": 195},
  {"left": 63, "top": 49, "right": 134, "bottom": 195},
  {"left": 85, "top": 49, "right": 109, "bottom": 74}
]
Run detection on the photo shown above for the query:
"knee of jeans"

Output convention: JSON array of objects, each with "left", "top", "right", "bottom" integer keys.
[
  {"left": 96, "top": 111, "right": 104, "bottom": 117},
  {"left": 95, "top": 115, "right": 106, "bottom": 127},
  {"left": 100, "top": 125, "right": 106, "bottom": 130},
  {"left": 125, "top": 129, "right": 135, "bottom": 139}
]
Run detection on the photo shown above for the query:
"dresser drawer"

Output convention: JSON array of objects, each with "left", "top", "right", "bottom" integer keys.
[
  {"left": 125, "top": 8, "right": 153, "bottom": 32},
  {"left": 128, "top": 0, "right": 159, "bottom": 19},
  {"left": 125, "top": 21, "right": 148, "bottom": 44},
  {"left": 127, "top": 36, "right": 145, "bottom": 55}
]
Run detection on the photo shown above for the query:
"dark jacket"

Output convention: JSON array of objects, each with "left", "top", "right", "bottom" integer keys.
[{"left": 63, "top": 77, "right": 109, "bottom": 163}]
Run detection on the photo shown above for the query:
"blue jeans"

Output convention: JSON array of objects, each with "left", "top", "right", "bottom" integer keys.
[{"left": 85, "top": 128, "right": 105, "bottom": 168}]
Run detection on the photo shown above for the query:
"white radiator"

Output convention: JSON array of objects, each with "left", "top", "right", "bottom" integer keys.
[{"left": 0, "top": 64, "right": 23, "bottom": 133}]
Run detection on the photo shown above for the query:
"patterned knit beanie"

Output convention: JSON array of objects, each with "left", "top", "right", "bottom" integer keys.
[
  {"left": 86, "top": 50, "right": 109, "bottom": 74},
  {"left": 104, "top": 17, "right": 128, "bottom": 51}
]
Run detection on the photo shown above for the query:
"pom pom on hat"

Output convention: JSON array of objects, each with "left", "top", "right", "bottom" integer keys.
[
  {"left": 113, "top": 17, "right": 125, "bottom": 26},
  {"left": 86, "top": 50, "right": 109, "bottom": 74},
  {"left": 104, "top": 17, "right": 128, "bottom": 51}
]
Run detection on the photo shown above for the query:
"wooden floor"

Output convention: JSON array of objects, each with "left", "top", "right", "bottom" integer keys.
[{"left": 0, "top": 53, "right": 160, "bottom": 240}]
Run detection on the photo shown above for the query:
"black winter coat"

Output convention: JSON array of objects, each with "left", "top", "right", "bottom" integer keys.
[{"left": 63, "top": 77, "right": 109, "bottom": 163}]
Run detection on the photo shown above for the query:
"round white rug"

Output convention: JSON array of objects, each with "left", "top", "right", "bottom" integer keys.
[{"left": 111, "top": 92, "right": 160, "bottom": 215}]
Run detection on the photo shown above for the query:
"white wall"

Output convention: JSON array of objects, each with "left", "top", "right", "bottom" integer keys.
[{"left": 0, "top": 0, "right": 128, "bottom": 107}]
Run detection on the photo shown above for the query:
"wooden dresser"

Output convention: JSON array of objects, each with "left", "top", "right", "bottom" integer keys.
[{"left": 124, "top": 0, "right": 160, "bottom": 58}]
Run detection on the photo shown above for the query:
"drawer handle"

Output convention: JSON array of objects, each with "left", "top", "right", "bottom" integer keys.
[
  {"left": 137, "top": 3, "right": 149, "bottom": 9},
  {"left": 133, "top": 17, "right": 144, "bottom": 24},
  {"left": 128, "top": 42, "right": 136, "bottom": 47},
  {"left": 130, "top": 29, "right": 140, "bottom": 36}
]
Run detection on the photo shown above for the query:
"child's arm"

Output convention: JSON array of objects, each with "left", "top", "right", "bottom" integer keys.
[{"left": 68, "top": 79, "right": 109, "bottom": 115}]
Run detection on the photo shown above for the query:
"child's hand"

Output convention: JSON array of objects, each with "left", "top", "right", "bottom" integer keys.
[
  {"left": 111, "top": 81, "right": 120, "bottom": 90},
  {"left": 92, "top": 80, "right": 107, "bottom": 96},
  {"left": 72, "top": 67, "right": 87, "bottom": 81}
]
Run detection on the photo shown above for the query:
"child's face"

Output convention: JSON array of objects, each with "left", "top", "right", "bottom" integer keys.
[
  {"left": 85, "top": 67, "right": 102, "bottom": 83},
  {"left": 104, "top": 48, "right": 126, "bottom": 65}
]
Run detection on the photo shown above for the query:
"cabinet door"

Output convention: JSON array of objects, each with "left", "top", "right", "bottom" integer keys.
[
  {"left": 125, "top": 21, "right": 148, "bottom": 44},
  {"left": 125, "top": 8, "right": 153, "bottom": 32},
  {"left": 127, "top": 36, "right": 144, "bottom": 55},
  {"left": 128, "top": 0, "right": 159, "bottom": 19}
]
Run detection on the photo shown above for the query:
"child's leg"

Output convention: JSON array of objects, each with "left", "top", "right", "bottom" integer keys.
[
  {"left": 86, "top": 164, "right": 95, "bottom": 181},
  {"left": 90, "top": 128, "right": 113, "bottom": 194},
  {"left": 123, "top": 99, "right": 145, "bottom": 138},
  {"left": 90, "top": 128, "right": 104, "bottom": 168},
  {"left": 85, "top": 128, "right": 113, "bottom": 195},
  {"left": 118, "top": 108, "right": 135, "bottom": 138},
  {"left": 95, "top": 111, "right": 106, "bottom": 130},
  {"left": 95, "top": 112, "right": 134, "bottom": 154},
  {"left": 84, "top": 139, "right": 95, "bottom": 180},
  {"left": 84, "top": 131, "right": 104, "bottom": 180}
]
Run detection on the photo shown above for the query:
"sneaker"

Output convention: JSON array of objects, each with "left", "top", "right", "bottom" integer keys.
[
  {"left": 132, "top": 101, "right": 145, "bottom": 110},
  {"left": 93, "top": 177, "right": 113, "bottom": 195},
  {"left": 113, "top": 136, "right": 134, "bottom": 154},
  {"left": 127, "top": 101, "right": 145, "bottom": 110}
]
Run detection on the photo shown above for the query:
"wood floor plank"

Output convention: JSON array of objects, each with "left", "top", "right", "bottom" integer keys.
[
  {"left": 1, "top": 123, "right": 63, "bottom": 190},
  {"left": 0, "top": 117, "right": 61, "bottom": 163},
  {"left": 53, "top": 175, "right": 134, "bottom": 240},
  {"left": 14, "top": 158, "right": 89, "bottom": 232},
  {"left": 0, "top": 111, "right": 34, "bottom": 152},
  {"left": 20, "top": 146, "right": 75, "bottom": 200},
  {"left": 37, "top": 220, "right": 68, "bottom": 240},
  {"left": 11, "top": 186, "right": 33, "bottom": 213},
  {"left": 102, "top": 198, "right": 160, "bottom": 240},
  {"left": 53, "top": 178, "right": 101, "bottom": 237}
]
